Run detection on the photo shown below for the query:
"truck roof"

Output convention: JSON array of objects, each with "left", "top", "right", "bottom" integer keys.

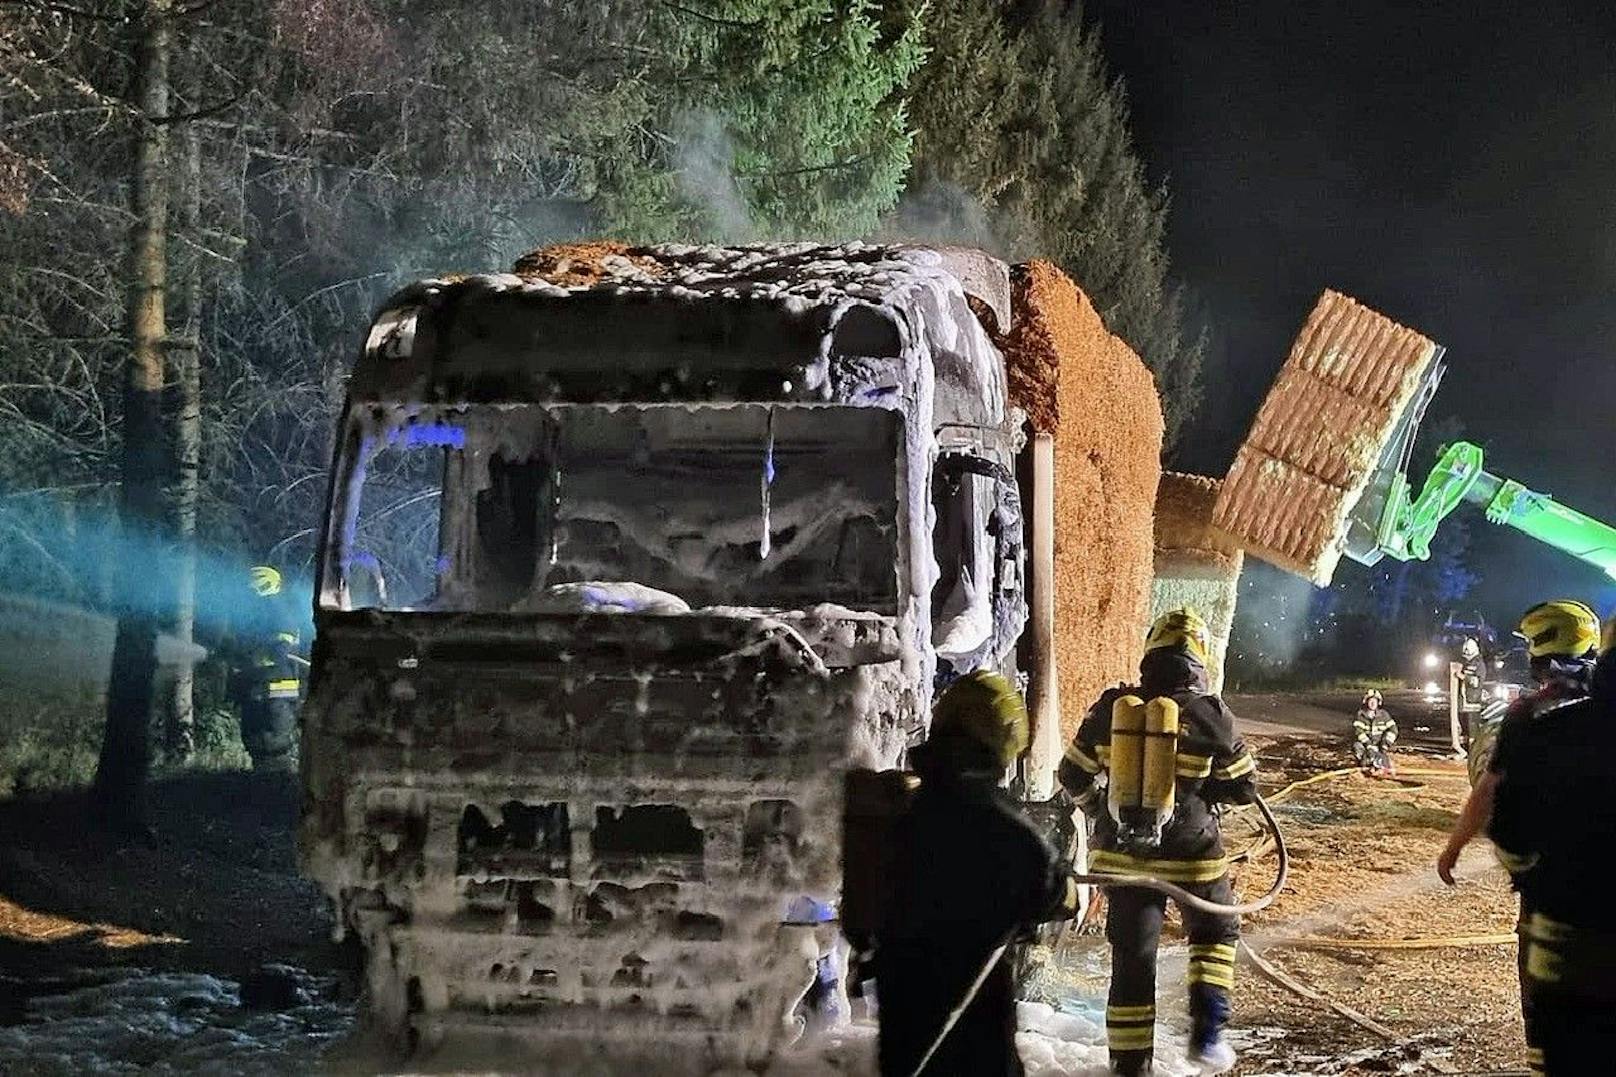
[{"left": 350, "top": 242, "right": 1008, "bottom": 428}]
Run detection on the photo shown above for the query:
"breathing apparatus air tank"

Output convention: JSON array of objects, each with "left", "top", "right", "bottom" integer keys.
[{"left": 1107, "top": 695, "right": 1181, "bottom": 849}]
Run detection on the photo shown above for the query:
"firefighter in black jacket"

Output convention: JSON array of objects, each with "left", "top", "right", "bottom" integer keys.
[
  {"left": 1486, "top": 609, "right": 1616, "bottom": 1075},
  {"left": 1059, "top": 609, "right": 1257, "bottom": 1076},
  {"left": 1458, "top": 637, "right": 1486, "bottom": 740},
  {"left": 877, "top": 671, "right": 1082, "bottom": 1077},
  {"left": 1352, "top": 690, "right": 1398, "bottom": 775},
  {"left": 1439, "top": 600, "right": 1605, "bottom": 1075},
  {"left": 223, "top": 566, "right": 304, "bottom": 771}
]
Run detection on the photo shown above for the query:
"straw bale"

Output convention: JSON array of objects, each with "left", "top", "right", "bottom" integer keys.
[
  {"left": 1001, "top": 308, "right": 1060, "bottom": 433},
  {"left": 512, "top": 241, "right": 665, "bottom": 287},
  {"left": 1004, "top": 262, "right": 1163, "bottom": 741},
  {"left": 1151, "top": 472, "right": 1242, "bottom": 693},
  {"left": 1151, "top": 548, "right": 1243, "bottom": 695},
  {"left": 1155, "top": 472, "right": 1241, "bottom": 557},
  {"left": 1213, "top": 290, "right": 1438, "bottom": 585}
]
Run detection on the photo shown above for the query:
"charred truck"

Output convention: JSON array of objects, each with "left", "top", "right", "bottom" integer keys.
[{"left": 301, "top": 245, "right": 1033, "bottom": 1068}]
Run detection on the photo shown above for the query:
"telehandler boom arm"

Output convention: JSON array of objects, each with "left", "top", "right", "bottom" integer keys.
[{"left": 1354, "top": 439, "right": 1616, "bottom": 580}]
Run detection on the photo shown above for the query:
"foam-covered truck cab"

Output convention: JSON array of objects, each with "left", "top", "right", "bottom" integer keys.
[{"left": 301, "top": 244, "right": 1030, "bottom": 1069}]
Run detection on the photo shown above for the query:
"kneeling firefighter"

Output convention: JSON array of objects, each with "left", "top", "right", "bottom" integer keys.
[
  {"left": 1059, "top": 608, "right": 1258, "bottom": 1076},
  {"left": 1351, "top": 690, "right": 1398, "bottom": 775},
  {"left": 223, "top": 565, "right": 304, "bottom": 771},
  {"left": 875, "top": 671, "right": 1082, "bottom": 1077}
]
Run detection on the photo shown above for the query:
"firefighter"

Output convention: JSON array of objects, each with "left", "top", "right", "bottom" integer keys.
[
  {"left": 1481, "top": 608, "right": 1616, "bottom": 1074},
  {"left": 1059, "top": 608, "right": 1257, "bottom": 1077},
  {"left": 224, "top": 565, "right": 304, "bottom": 772},
  {"left": 782, "top": 894, "right": 846, "bottom": 1041},
  {"left": 1438, "top": 599, "right": 1602, "bottom": 1075},
  {"left": 1465, "top": 694, "right": 1513, "bottom": 786},
  {"left": 1457, "top": 637, "right": 1486, "bottom": 739},
  {"left": 1351, "top": 690, "right": 1398, "bottom": 775},
  {"left": 876, "top": 671, "right": 1082, "bottom": 1077}
]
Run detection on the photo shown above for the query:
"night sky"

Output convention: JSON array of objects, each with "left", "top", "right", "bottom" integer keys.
[{"left": 1090, "top": 0, "right": 1616, "bottom": 624}]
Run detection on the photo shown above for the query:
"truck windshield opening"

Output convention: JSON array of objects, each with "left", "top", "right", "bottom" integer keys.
[{"left": 325, "top": 403, "right": 903, "bottom": 615}]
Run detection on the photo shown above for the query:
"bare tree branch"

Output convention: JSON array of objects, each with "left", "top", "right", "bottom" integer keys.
[{"left": 0, "top": 1, "right": 121, "bottom": 23}]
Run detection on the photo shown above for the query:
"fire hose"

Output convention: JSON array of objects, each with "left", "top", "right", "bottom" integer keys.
[
  {"left": 906, "top": 793, "right": 1289, "bottom": 1077},
  {"left": 1070, "top": 792, "right": 1290, "bottom": 917}
]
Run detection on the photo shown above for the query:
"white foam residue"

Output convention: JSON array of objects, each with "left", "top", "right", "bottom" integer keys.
[
  {"left": 1015, "top": 1001, "right": 1201, "bottom": 1077},
  {"left": 0, "top": 971, "right": 353, "bottom": 1076},
  {"left": 525, "top": 580, "right": 692, "bottom": 615},
  {"left": 307, "top": 241, "right": 1029, "bottom": 1069},
  {"left": 0, "top": 972, "right": 1223, "bottom": 1075},
  {"left": 763, "top": 1002, "right": 1205, "bottom": 1076}
]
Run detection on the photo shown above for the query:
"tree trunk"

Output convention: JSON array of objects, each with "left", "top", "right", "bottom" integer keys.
[
  {"left": 93, "top": 0, "right": 173, "bottom": 830},
  {"left": 168, "top": 56, "right": 202, "bottom": 762}
]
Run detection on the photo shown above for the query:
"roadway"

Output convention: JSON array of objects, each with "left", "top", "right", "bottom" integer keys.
[{"left": 1228, "top": 688, "right": 1461, "bottom": 752}]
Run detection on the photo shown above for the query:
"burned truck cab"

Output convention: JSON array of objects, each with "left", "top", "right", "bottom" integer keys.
[{"left": 301, "top": 244, "right": 1026, "bottom": 1066}]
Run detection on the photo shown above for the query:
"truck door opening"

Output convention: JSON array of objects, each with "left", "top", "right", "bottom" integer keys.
[{"left": 931, "top": 452, "right": 1026, "bottom": 672}]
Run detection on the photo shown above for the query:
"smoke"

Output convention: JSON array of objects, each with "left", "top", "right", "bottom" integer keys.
[
  {"left": 671, "top": 110, "right": 756, "bottom": 244},
  {"left": 1226, "top": 560, "right": 1321, "bottom": 679},
  {"left": 0, "top": 496, "right": 316, "bottom": 647},
  {"left": 880, "top": 177, "right": 1005, "bottom": 254}
]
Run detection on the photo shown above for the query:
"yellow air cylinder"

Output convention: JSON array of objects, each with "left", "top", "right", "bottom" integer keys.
[
  {"left": 1108, "top": 695, "right": 1147, "bottom": 823},
  {"left": 1141, "top": 696, "right": 1180, "bottom": 821}
]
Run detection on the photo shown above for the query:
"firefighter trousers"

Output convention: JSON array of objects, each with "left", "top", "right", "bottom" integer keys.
[
  {"left": 1105, "top": 875, "right": 1239, "bottom": 1076},
  {"left": 241, "top": 698, "right": 298, "bottom": 771},
  {"left": 1517, "top": 900, "right": 1540, "bottom": 1075},
  {"left": 1520, "top": 909, "right": 1616, "bottom": 1075},
  {"left": 1528, "top": 987, "right": 1616, "bottom": 1075}
]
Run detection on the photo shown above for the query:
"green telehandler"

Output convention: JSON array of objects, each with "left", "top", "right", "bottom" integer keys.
[{"left": 1343, "top": 355, "right": 1616, "bottom": 581}]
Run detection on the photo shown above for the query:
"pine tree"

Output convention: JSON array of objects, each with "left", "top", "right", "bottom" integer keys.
[
  {"left": 602, "top": 0, "right": 926, "bottom": 241},
  {"left": 905, "top": 0, "right": 1204, "bottom": 450},
  {"left": 99, "top": 0, "right": 175, "bottom": 830}
]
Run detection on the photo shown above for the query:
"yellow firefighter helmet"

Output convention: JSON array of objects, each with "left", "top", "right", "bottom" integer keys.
[
  {"left": 1518, "top": 600, "right": 1600, "bottom": 660},
  {"left": 1144, "top": 607, "right": 1210, "bottom": 666},
  {"left": 931, "top": 670, "right": 1029, "bottom": 769},
  {"left": 250, "top": 565, "right": 284, "bottom": 598}
]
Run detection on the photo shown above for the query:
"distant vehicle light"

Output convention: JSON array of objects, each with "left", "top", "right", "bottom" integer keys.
[
  {"left": 1423, "top": 653, "right": 1441, "bottom": 670},
  {"left": 1424, "top": 681, "right": 1441, "bottom": 696}
]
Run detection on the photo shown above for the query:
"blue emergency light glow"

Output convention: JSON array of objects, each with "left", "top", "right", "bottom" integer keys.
[
  {"left": 580, "top": 584, "right": 654, "bottom": 612},
  {"left": 401, "top": 422, "right": 466, "bottom": 449}
]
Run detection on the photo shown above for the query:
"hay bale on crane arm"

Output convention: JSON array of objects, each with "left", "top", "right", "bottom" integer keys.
[{"left": 1214, "top": 290, "right": 1440, "bottom": 586}]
